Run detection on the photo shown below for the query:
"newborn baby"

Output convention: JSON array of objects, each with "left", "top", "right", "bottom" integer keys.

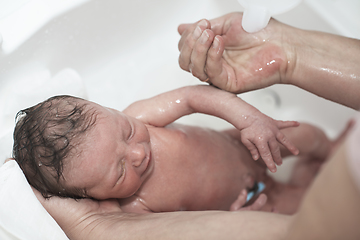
[{"left": 13, "top": 85, "right": 335, "bottom": 214}]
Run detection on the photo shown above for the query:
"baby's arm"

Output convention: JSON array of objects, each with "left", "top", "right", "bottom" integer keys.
[{"left": 124, "top": 85, "right": 299, "bottom": 172}]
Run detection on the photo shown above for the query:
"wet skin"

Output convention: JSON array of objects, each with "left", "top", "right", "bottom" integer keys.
[{"left": 62, "top": 101, "right": 318, "bottom": 214}]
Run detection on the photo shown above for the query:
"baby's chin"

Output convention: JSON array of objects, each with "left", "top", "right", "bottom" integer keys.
[{"left": 94, "top": 188, "right": 142, "bottom": 200}]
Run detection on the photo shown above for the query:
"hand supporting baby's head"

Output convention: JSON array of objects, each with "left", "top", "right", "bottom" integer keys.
[{"left": 12, "top": 95, "right": 98, "bottom": 199}]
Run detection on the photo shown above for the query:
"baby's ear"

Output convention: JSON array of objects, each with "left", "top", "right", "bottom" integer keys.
[{"left": 4, "top": 158, "right": 15, "bottom": 163}]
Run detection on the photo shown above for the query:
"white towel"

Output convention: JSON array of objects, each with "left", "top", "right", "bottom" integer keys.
[
  {"left": 0, "top": 160, "right": 69, "bottom": 240},
  {"left": 0, "top": 67, "right": 86, "bottom": 239}
]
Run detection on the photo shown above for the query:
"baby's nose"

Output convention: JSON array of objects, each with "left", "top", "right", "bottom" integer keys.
[{"left": 128, "top": 143, "right": 146, "bottom": 167}]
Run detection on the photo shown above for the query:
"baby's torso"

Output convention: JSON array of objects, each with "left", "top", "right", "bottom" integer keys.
[{"left": 119, "top": 123, "right": 267, "bottom": 213}]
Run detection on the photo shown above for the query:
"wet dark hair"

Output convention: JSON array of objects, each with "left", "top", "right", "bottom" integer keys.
[{"left": 12, "top": 95, "right": 98, "bottom": 199}]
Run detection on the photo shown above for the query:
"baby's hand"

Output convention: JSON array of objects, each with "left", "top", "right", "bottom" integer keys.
[
  {"left": 240, "top": 116, "right": 299, "bottom": 172},
  {"left": 230, "top": 189, "right": 267, "bottom": 211}
]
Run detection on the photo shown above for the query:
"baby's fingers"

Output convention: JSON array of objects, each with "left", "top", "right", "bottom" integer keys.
[
  {"left": 242, "top": 139, "right": 260, "bottom": 160},
  {"left": 257, "top": 142, "right": 277, "bottom": 173},
  {"left": 269, "top": 138, "right": 282, "bottom": 166},
  {"left": 277, "top": 120, "right": 300, "bottom": 129},
  {"left": 276, "top": 132, "right": 299, "bottom": 156},
  {"left": 240, "top": 193, "right": 267, "bottom": 212},
  {"left": 230, "top": 189, "right": 247, "bottom": 211}
]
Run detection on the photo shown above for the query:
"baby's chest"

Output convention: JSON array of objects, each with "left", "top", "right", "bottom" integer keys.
[
  {"left": 157, "top": 125, "right": 245, "bottom": 160},
  {"left": 140, "top": 140, "right": 252, "bottom": 211}
]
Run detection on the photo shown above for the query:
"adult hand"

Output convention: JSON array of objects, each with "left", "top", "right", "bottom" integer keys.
[
  {"left": 32, "top": 187, "right": 291, "bottom": 240},
  {"left": 179, "top": 12, "right": 360, "bottom": 109},
  {"left": 178, "top": 12, "right": 293, "bottom": 93},
  {"left": 32, "top": 187, "right": 123, "bottom": 240}
]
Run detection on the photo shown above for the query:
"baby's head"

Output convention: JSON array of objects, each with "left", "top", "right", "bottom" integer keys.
[
  {"left": 13, "top": 95, "right": 153, "bottom": 200},
  {"left": 12, "top": 95, "right": 97, "bottom": 199}
]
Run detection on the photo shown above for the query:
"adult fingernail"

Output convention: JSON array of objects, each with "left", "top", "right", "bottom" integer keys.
[
  {"left": 213, "top": 36, "right": 220, "bottom": 49},
  {"left": 198, "top": 19, "right": 208, "bottom": 28},
  {"left": 193, "top": 20, "right": 207, "bottom": 39},
  {"left": 193, "top": 26, "right": 202, "bottom": 39},
  {"left": 199, "top": 30, "right": 209, "bottom": 44}
]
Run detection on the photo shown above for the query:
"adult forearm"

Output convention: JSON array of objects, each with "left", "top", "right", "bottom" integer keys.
[
  {"left": 73, "top": 210, "right": 291, "bottom": 240},
  {"left": 284, "top": 28, "right": 360, "bottom": 109},
  {"left": 286, "top": 142, "right": 360, "bottom": 239},
  {"left": 33, "top": 183, "right": 290, "bottom": 240}
]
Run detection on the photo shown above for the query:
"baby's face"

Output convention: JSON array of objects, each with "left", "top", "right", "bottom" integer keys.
[{"left": 62, "top": 101, "right": 153, "bottom": 200}]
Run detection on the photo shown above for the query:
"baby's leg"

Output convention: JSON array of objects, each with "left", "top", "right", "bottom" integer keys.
[
  {"left": 288, "top": 121, "right": 354, "bottom": 187},
  {"left": 280, "top": 121, "right": 353, "bottom": 160},
  {"left": 280, "top": 123, "right": 331, "bottom": 160}
]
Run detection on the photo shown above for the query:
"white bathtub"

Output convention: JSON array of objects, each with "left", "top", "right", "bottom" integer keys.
[{"left": 0, "top": 0, "right": 359, "bottom": 239}]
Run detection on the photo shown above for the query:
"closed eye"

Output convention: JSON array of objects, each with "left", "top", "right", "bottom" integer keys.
[
  {"left": 127, "top": 119, "right": 134, "bottom": 140},
  {"left": 119, "top": 159, "right": 125, "bottom": 178},
  {"left": 128, "top": 127, "right": 133, "bottom": 140},
  {"left": 115, "top": 159, "right": 126, "bottom": 186}
]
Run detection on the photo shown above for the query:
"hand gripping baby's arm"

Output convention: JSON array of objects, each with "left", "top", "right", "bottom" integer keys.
[{"left": 124, "top": 85, "right": 299, "bottom": 171}]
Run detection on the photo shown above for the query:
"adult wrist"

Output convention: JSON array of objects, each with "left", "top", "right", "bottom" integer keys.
[{"left": 276, "top": 23, "right": 305, "bottom": 86}]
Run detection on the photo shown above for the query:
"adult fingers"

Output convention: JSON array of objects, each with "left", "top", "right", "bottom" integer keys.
[
  {"left": 205, "top": 35, "right": 232, "bottom": 86},
  {"left": 190, "top": 29, "right": 215, "bottom": 81},
  {"left": 208, "top": 12, "right": 241, "bottom": 36},
  {"left": 206, "top": 35, "right": 245, "bottom": 93},
  {"left": 177, "top": 23, "right": 191, "bottom": 35},
  {"left": 178, "top": 19, "right": 210, "bottom": 72},
  {"left": 177, "top": 19, "right": 209, "bottom": 50}
]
